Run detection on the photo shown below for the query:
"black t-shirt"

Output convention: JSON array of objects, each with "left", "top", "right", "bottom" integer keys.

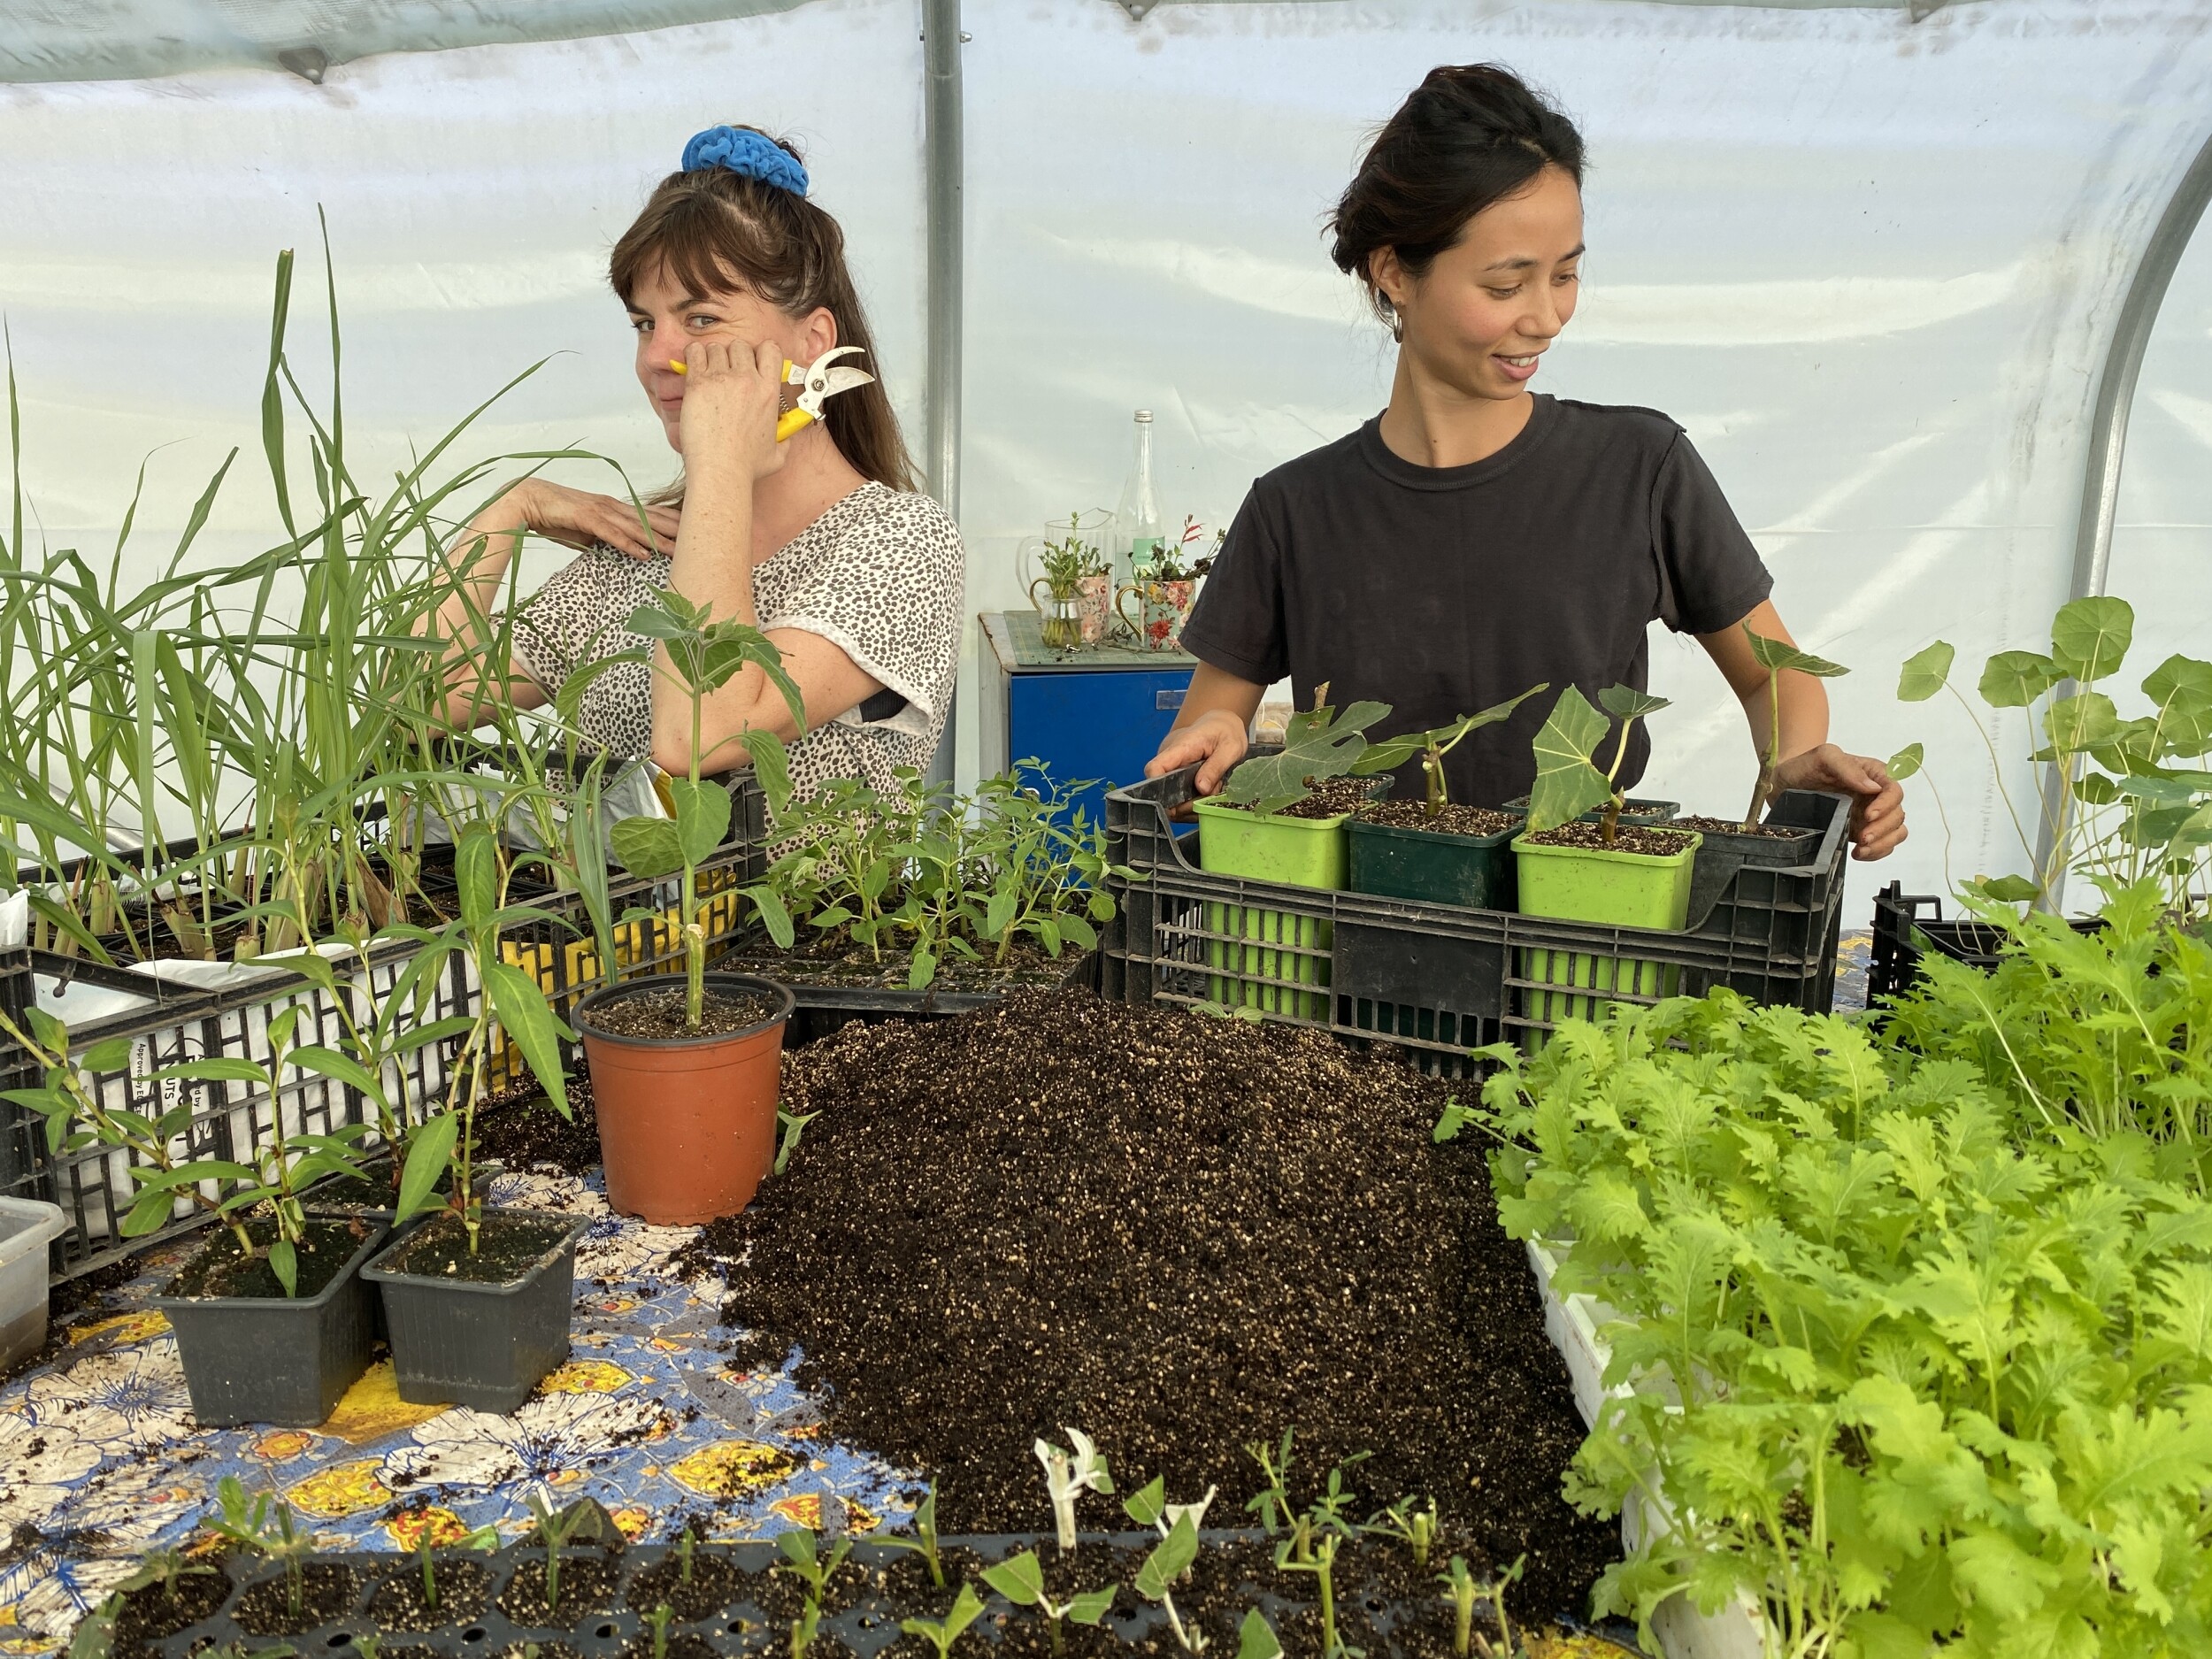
[{"left": 1178, "top": 395, "right": 1774, "bottom": 807}]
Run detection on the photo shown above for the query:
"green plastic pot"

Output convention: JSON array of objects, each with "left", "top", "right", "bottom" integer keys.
[
  {"left": 1346, "top": 810, "right": 1517, "bottom": 911},
  {"left": 1512, "top": 828, "right": 1702, "bottom": 1033},
  {"left": 1191, "top": 796, "right": 1355, "bottom": 1021}
]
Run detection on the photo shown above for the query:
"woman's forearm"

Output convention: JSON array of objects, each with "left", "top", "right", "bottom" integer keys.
[
  {"left": 424, "top": 488, "right": 534, "bottom": 727},
  {"left": 656, "top": 467, "right": 778, "bottom": 773},
  {"left": 1741, "top": 671, "right": 1830, "bottom": 764}
]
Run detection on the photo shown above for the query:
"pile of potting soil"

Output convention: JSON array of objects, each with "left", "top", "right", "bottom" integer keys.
[{"left": 680, "top": 990, "right": 1620, "bottom": 1623}]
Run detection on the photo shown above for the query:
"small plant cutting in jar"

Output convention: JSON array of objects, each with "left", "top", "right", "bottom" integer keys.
[
  {"left": 572, "top": 588, "right": 803, "bottom": 1226},
  {"left": 358, "top": 818, "right": 594, "bottom": 1413},
  {"left": 1341, "top": 687, "right": 1548, "bottom": 910},
  {"left": 1116, "top": 514, "right": 1212, "bottom": 650},
  {"left": 0, "top": 998, "right": 385, "bottom": 1427},
  {"left": 1028, "top": 511, "right": 1112, "bottom": 649}
]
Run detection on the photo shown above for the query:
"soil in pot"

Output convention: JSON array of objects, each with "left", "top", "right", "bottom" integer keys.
[
  {"left": 380, "top": 1212, "right": 578, "bottom": 1286},
  {"left": 718, "top": 933, "right": 1074, "bottom": 994},
  {"left": 1516, "top": 821, "right": 1695, "bottom": 856},
  {"left": 366, "top": 1556, "right": 495, "bottom": 1629},
  {"left": 111, "top": 1560, "right": 234, "bottom": 1659},
  {"left": 1209, "top": 775, "right": 1373, "bottom": 820},
  {"left": 162, "top": 1217, "right": 375, "bottom": 1301},
  {"left": 498, "top": 1553, "right": 621, "bottom": 1623},
  {"left": 1356, "top": 801, "right": 1516, "bottom": 836},
  {"left": 585, "top": 984, "right": 782, "bottom": 1041},
  {"left": 679, "top": 990, "right": 1621, "bottom": 1624},
  {"left": 1672, "top": 815, "right": 1807, "bottom": 840},
  {"left": 230, "top": 1562, "right": 361, "bottom": 1634}
]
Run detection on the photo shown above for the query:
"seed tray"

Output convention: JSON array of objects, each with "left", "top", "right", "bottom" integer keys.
[
  {"left": 708, "top": 948, "right": 1101, "bottom": 1048},
  {"left": 1103, "top": 769, "right": 1849, "bottom": 1071},
  {"left": 128, "top": 1532, "right": 1505, "bottom": 1659}
]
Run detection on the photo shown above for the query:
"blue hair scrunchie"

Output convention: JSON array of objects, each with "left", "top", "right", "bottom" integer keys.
[{"left": 681, "top": 125, "right": 810, "bottom": 196}]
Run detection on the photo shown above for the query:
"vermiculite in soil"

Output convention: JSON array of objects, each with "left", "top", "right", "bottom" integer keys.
[{"left": 680, "top": 990, "right": 1621, "bottom": 1623}]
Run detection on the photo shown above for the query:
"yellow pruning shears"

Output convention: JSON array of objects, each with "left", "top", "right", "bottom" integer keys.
[{"left": 664, "top": 347, "right": 875, "bottom": 442}]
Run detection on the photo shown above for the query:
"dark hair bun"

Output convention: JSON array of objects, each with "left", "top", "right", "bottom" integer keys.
[{"left": 1329, "top": 65, "right": 1586, "bottom": 331}]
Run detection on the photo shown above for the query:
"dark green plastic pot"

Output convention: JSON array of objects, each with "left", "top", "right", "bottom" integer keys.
[{"left": 1346, "top": 804, "right": 1517, "bottom": 911}]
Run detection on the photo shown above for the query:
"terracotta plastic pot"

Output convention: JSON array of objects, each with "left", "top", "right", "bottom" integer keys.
[{"left": 573, "top": 972, "right": 795, "bottom": 1225}]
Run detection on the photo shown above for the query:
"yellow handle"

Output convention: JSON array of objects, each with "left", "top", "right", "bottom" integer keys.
[{"left": 666, "top": 358, "right": 811, "bottom": 442}]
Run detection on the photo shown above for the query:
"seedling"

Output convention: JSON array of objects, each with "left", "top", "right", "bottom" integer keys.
[
  {"left": 647, "top": 1601, "right": 675, "bottom": 1659},
  {"left": 1523, "top": 684, "right": 1672, "bottom": 845},
  {"left": 1273, "top": 1457, "right": 1371, "bottom": 1659},
  {"left": 979, "top": 1548, "right": 1116, "bottom": 1657},
  {"left": 206, "top": 1477, "right": 315, "bottom": 1620},
  {"left": 1133, "top": 1510, "right": 1205, "bottom": 1654},
  {"left": 1366, "top": 1496, "right": 1439, "bottom": 1569},
  {"left": 1237, "top": 1609, "right": 1284, "bottom": 1659},
  {"left": 1124, "top": 1474, "right": 1217, "bottom": 1538},
  {"left": 1440, "top": 1554, "right": 1523, "bottom": 1658},
  {"left": 774, "top": 1106, "right": 819, "bottom": 1177},
  {"left": 677, "top": 1524, "right": 698, "bottom": 1586},
  {"left": 790, "top": 1601, "right": 820, "bottom": 1659},
  {"left": 1219, "top": 683, "right": 1393, "bottom": 816},
  {"left": 900, "top": 1581, "right": 986, "bottom": 1659},
  {"left": 69, "top": 1593, "right": 120, "bottom": 1659},
  {"left": 1244, "top": 1430, "right": 1296, "bottom": 1535},
  {"left": 879, "top": 1482, "right": 947, "bottom": 1586},
  {"left": 415, "top": 1517, "right": 500, "bottom": 1611},
  {"left": 775, "top": 1527, "right": 853, "bottom": 1601},
  {"left": 112, "top": 1546, "right": 213, "bottom": 1607},
  {"left": 607, "top": 588, "right": 803, "bottom": 1029},
  {"left": 525, "top": 1492, "right": 617, "bottom": 1616},
  {"left": 1740, "top": 626, "right": 1848, "bottom": 827},
  {"left": 1441, "top": 1556, "right": 1477, "bottom": 1658},
  {"left": 1033, "top": 1429, "right": 1114, "bottom": 1551},
  {"left": 1349, "top": 687, "right": 1548, "bottom": 819}
]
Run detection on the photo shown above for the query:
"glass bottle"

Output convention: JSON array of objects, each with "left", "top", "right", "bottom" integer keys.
[{"left": 1114, "top": 410, "right": 1164, "bottom": 587}]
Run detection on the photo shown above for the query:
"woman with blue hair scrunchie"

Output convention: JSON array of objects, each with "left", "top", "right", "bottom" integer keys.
[{"left": 424, "top": 123, "right": 964, "bottom": 807}]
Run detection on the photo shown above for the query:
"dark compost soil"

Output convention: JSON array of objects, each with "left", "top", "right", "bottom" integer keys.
[
  {"left": 1356, "top": 802, "right": 1517, "bottom": 837},
  {"left": 230, "top": 1561, "right": 361, "bottom": 1634},
  {"left": 474, "top": 1079, "right": 603, "bottom": 1178},
  {"left": 586, "top": 985, "right": 784, "bottom": 1041},
  {"left": 365, "top": 1556, "right": 495, "bottom": 1629},
  {"left": 718, "top": 933, "right": 1079, "bottom": 994},
  {"left": 160, "top": 1217, "right": 374, "bottom": 1301},
  {"left": 1517, "top": 821, "right": 1696, "bottom": 857},
  {"left": 382, "top": 1212, "right": 576, "bottom": 1286},
  {"left": 1673, "top": 815, "right": 1814, "bottom": 841},
  {"left": 111, "top": 1559, "right": 234, "bottom": 1659},
  {"left": 1212, "top": 776, "right": 1375, "bottom": 820},
  {"left": 678, "top": 990, "right": 1619, "bottom": 1623}
]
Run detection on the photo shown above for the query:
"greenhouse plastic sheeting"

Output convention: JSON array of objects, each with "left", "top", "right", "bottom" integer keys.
[{"left": 4, "top": 0, "right": 2212, "bottom": 916}]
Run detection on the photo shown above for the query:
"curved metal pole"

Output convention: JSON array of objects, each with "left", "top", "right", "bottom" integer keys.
[{"left": 2032, "top": 123, "right": 2212, "bottom": 911}]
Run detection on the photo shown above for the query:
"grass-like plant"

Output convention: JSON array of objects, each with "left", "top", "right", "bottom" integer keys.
[
  {"left": 205, "top": 1477, "right": 315, "bottom": 1620},
  {"left": 877, "top": 1481, "right": 946, "bottom": 1586},
  {"left": 524, "top": 1493, "right": 617, "bottom": 1617}
]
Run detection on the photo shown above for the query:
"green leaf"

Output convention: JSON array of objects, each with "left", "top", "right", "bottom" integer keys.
[
  {"left": 668, "top": 777, "right": 732, "bottom": 870},
  {"left": 740, "top": 727, "right": 794, "bottom": 817},
  {"left": 2042, "top": 691, "right": 2120, "bottom": 756},
  {"left": 1744, "top": 627, "right": 1847, "bottom": 678},
  {"left": 1978, "top": 650, "right": 2062, "bottom": 709},
  {"left": 1525, "top": 686, "right": 1612, "bottom": 834},
  {"left": 289, "top": 1046, "right": 387, "bottom": 1110},
  {"left": 1237, "top": 1609, "right": 1283, "bottom": 1659},
  {"left": 1434, "top": 1099, "right": 1473, "bottom": 1143},
  {"left": 608, "top": 816, "right": 683, "bottom": 881},
  {"left": 81, "top": 1039, "right": 133, "bottom": 1074},
  {"left": 1897, "top": 641, "right": 1955, "bottom": 703},
  {"left": 1134, "top": 1513, "right": 1198, "bottom": 1601},
  {"left": 396, "top": 1111, "right": 459, "bottom": 1221},
  {"left": 744, "top": 885, "right": 795, "bottom": 949},
  {"left": 1219, "top": 698, "right": 1392, "bottom": 816},
  {"left": 2048, "top": 594, "right": 2133, "bottom": 683},
  {"left": 455, "top": 823, "right": 498, "bottom": 933},
  {"left": 1123, "top": 1476, "right": 1166, "bottom": 1530},
  {"left": 980, "top": 1551, "right": 1045, "bottom": 1607},
  {"left": 1886, "top": 743, "right": 1924, "bottom": 781},
  {"left": 120, "top": 1187, "right": 177, "bottom": 1237},
  {"left": 141, "top": 1057, "right": 268, "bottom": 1087},
  {"left": 1066, "top": 1587, "right": 1116, "bottom": 1626},
  {"left": 2142, "top": 653, "right": 2212, "bottom": 755},
  {"left": 1598, "top": 683, "right": 1676, "bottom": 718},
  {"left": 483, "top": 960, "right": 571, "bottom": 1119},
  {"left": 266, "top": 1239, "right": 297, "bottom": 1298},
  {"left": 1970, "top": 873, "right": 2040, "bottom": 903}
]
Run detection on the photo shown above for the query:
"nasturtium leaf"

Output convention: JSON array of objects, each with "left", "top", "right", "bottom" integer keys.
[
  {"left": 456, "top": 823, "right": 498, "bottom": 933},
  {"left": 608, "top": 816, "right": 683, "bottom": 881},
  {"left": 2048, "top": 594, "right": 2133, "bottom": 684},
  {"left": 1969, "top": 874, "right": 2041, "bottom": 904},
  {"left": 2041, "top": 691, "right": 2120, "bottom": 755},
  {"left": 979, "top": 1551, "right": 1045, "bottom": 1607},
  {"left": 1897, "top": 641, "right": 1955, "bottom": 703},
  {"left": 1525, "top": 686, "right": 1614, "bottom": 834},
  {"left": 1743, "top": 629, "right": 1848, "bottom": 679},
  {"left": 668, "top": 777, "right": 732, "bottom": 870},
  {"left": 1886, "top": 743, "right": 1924, "bottom": 781},
  {"left": 1978, "top": 650, "right": 2062, "bottom": 710},
  {"left": 2143, "top": 653, "right": 2212, "bottom": 756},
  {"left": 2072, "top": 772, "right": 2120, "bottom": 805}
]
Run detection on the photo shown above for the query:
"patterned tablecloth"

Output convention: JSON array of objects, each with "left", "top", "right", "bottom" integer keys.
[{"left": 0, "top": 1165, "right": 916, "bottom": 1655}]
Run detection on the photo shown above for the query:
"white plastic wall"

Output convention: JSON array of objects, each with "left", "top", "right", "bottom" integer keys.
[{"left": 5, "top": 0, "right": 2212, "bottom": 919}]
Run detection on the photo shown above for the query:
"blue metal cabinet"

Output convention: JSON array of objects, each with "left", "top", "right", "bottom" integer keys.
[{"left": 979, "top": 611, "right": 1195, "bottom": 829}]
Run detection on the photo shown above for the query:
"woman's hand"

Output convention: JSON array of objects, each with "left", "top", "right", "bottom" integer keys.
[
  {"left": 1772, "top": 744, "right": 1908, "bottom": 860},
  {"left": 678, "top": 338, "right": 789, "bottom": 486},
  {"left": 508, "top": 479, "right": 680, "bottom": 559}
]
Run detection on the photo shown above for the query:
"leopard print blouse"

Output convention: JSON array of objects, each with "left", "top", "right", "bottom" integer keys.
[{"left": 508, "top": 482, "right": 964, "bottom": 801}]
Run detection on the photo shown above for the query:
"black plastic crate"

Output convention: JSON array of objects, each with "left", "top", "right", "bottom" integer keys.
[
  {"left": 1103, "top": 770, "right": 1850, "bottom": 1071},
  {"left": 1866, "top": 880, "right": 2102, "bottom": 1007}
]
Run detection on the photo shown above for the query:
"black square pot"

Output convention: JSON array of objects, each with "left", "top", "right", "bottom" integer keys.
[
  {"left": 363, "top": 1209, "right": 590, "bottom": 1414},
  {"left": 151, "top": 1223, "right": 388, "bottom": 1428}
]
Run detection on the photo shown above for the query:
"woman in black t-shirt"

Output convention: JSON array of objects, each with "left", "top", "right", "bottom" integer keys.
[{"left": 1154, "top": 66, "right": 1905, "bottom": 859}]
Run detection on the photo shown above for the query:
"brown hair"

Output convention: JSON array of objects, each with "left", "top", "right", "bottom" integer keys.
[
  {"left": 611, "top": 127, "right": 918, "bottom": 492},
  {"left": 1328, "top": 65, "right": 1586, "bottom": 337}
]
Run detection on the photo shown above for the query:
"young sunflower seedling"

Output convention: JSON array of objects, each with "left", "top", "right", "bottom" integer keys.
[
  {"left": 1034, "top": 1429, "right": 1114, "bottom": 1551},
  {"left": 1366, "top": 1496, "right": 1439, "bottom": 1570},
  {"left": 776, "top": 1527, "right": 853, "bottom": 1601},
  {"left": 900, "top": 1581, "right": 986, "bottom": 1659},
  {"left": 646, "top": 1601, "right": 675, "bottom": 1659},
  {"left": 415, "top": 1517, "right": 500, "bottom": 1611},
  {"left": 525, "top": 1492, "right": 617, "bottom": 1617},
  {"left": 112, "top": 1546, "right": 213, "bottom": 1608},
  {"left": 774, "top": 1106, "right": 819, "bottom": 1177},
  {"left": 677, "top": 1524, "right": 697, "bottom": 1586},
  {"left": 790, "top": 1600, "right": 820, "bottom": 1659},
  {"left": 207, "top": 1477, "right": 315, "bottom": 1621},
  {"left": 979, "top": 1549, "right": 1116, "bottom": 1658},
  {"left": 878, "top": 1482, "right": 947, "bottom": 1587}
]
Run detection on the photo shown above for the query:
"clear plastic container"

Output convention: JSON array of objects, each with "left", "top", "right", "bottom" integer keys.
[{"left": 0, "top": 1198, "right": 65, "bottom": 1370}]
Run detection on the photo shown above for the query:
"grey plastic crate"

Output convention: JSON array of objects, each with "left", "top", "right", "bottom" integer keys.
[{"left": 1103, "top": 770, "right": 1849, "bottom": 1071}]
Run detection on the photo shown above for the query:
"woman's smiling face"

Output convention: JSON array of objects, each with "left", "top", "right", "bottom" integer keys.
[
  {"left": 1374, "top": 164, "right": 1585, "bottom": 403},
  {"left": 626, "top": 261, "right": 803, "bottom": 452}
]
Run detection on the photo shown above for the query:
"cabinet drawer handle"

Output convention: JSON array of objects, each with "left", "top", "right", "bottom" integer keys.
[{"left": 1156, "top": 688, "right": 1187, "bottom": 710}]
